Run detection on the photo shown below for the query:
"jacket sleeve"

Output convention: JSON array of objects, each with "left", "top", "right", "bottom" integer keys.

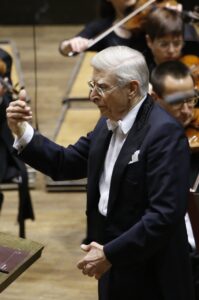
[{"left": 18, "top": 130, "right": 93, "bottom": 181}]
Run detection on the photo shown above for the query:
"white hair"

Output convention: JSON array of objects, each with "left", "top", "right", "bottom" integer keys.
[{"left": 91, "top": 46, "right": 149, "bottom": 97}]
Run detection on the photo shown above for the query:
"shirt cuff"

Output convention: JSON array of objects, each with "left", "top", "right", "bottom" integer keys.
[{"left": 13, "top": 122, "right": 34, "bottom": 152}]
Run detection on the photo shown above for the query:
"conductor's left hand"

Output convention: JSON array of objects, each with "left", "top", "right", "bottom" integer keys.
[{"left": 77, "top": 242, "right": 112, "bottom": 280}]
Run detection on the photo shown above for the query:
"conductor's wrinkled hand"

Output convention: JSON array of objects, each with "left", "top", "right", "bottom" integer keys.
[
  {"left": 77, "top": 242, "right": 112, "bottom": 280},
  {"left": 6, "top": 89, "right": 32, "bottom": 138}
]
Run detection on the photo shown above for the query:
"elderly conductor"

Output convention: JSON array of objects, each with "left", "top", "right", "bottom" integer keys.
[{"left": 7, "top": 46, "right": 194, "bottom": 300}]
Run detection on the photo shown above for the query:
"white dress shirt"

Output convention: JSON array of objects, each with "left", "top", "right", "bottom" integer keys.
[
  {"left": 13, "top": 122, "right": 34, "bottom": 152},
  {"left": 185, "top": 213, "right": 196, "bottom": 249},
  {"left": 98, "top": 97, "right": 145, "bottom": 216}
]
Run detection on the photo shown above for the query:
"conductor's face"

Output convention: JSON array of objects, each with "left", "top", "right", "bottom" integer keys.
[{"left": 89, "top": 68, "right": 139, "bottom": 121}]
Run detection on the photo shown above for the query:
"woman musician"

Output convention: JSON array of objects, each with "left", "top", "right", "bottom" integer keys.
[
  {"left": 0, "top": 59, "right": 34, "bottom": 238},
  {"left": 144, "top": 6, "right": 199, "bottom": 74}
]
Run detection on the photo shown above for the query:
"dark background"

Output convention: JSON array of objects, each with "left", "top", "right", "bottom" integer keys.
[
  {"left": 0, "top": 0, "right": 100, "bottom": 25},
  {"left": 0, "top": 0, "right": 198, "bottom": 25}
]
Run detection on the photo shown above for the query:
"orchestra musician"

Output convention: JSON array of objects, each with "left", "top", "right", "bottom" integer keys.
[
  {"left": 151, "top": 59, "right": 199, "bottom": 298},
  {"left": 0, "top": 58, "right": 34, "bottom": 238},
  {"left": 151, "top": 60, "right": 198, "bottom": 189},
  {"left": 144, "top": 6, "right": 199, "bottom": 74},
  {"left": 59, "top": 0, "right": 148, "bottom": 56}
]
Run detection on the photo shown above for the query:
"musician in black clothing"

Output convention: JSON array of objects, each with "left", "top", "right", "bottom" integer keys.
[
  {"left": 59, "top": 0, "right": 147, "bottom": 56},
  {"left": 0, "top": 58, "right": 34, "bottom": 237}
]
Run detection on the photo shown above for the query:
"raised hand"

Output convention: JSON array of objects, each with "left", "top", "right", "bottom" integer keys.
[
  {"left": 59, "top": 37, "right": 89, "bottom": 56},
  {"left": 6, "top": 89, "right": 32, "bottom": 137}
]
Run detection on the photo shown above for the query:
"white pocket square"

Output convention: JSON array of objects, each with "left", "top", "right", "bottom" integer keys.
[{"left": 128, "top": 150, "right": 140, "bottom": 164}]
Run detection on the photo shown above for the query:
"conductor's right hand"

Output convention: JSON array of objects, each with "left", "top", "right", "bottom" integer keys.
[
  {"left": 6, "top": 89, "right": 32, "bottom": 138},
  {"left": 59, "top": 37, "right": 89, "bottom": 56}
]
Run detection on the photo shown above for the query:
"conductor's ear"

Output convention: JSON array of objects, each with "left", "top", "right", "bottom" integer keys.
[{"left": 129, "top": 80, "right": 139, "bottom": 97}]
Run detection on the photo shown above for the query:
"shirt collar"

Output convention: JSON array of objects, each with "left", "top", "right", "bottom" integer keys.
[{"left": 106, "top": 96, "right": 146, "bottom": 134}]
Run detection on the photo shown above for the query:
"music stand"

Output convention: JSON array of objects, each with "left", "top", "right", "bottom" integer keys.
[{"left": 0, "top": 232, "right": 44, "bottom": 293}]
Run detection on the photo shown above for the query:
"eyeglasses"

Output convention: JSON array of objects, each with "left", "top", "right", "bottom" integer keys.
[
  {"left": 88, "top": 80, "right": 119, "bottom": 97},
  {"left": 171, "top": 96, "right": 199, "bottom": 109},
  {"left": 155, "top": 39, "right": 184, "bottom": 50}
]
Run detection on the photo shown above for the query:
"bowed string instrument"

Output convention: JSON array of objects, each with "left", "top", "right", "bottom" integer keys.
[
  {"left": 0, "top": 58, "right": 30, "bottom": 103},
  {"left": 0, "top": 59, "right": 20, "bottom": 99}
]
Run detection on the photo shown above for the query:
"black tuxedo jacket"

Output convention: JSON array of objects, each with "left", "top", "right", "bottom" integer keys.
[{"left": 19, "top": 96, "right": 195, "bottom": 300}]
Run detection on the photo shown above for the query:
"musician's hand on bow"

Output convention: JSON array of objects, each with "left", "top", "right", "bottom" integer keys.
[
  {"left": 6, "top": 89, "right": 32, "bottom": 137},
  {"left": 60, "top": 37, "right": 89, "bottom": 56}
]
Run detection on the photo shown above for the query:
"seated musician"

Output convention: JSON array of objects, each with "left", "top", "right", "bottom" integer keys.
[
  {"left": 150, "top": 59, "right": 199, "bottom": 298},
  {"left": 144, "top": 6, "right": 199, "bottom": 74},
  {"left": 0, "top": 59, "right": 34, "bottom": 237},
  {"left": 0, "top": 48, "right": 12, "bottom": 209},
  {"left": 0, "top": 48, "right": 12, "bottom": 82},
  {"left": 59, "top": 0, "right": 147, "bottom": 56}
]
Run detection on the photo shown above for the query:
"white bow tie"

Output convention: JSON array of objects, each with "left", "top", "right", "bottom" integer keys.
[{"left": 106, "top": 119, "right": 124, "bottom": 133}]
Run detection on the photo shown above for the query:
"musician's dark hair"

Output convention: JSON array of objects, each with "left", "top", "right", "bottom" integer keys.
[
  {"left": 151, "top": 60, "right": 192, "bottom": 97},
  {"left": 145, "top": 7, "right": 184, "bottom": 40}
]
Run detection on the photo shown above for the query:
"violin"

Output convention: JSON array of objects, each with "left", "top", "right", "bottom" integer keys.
[
  {"left": 124, "top": 0, "right": 179, "bottom": 31},
  {"left": 186, "top": 108, "right": 199, "bottom": 151},
  {"left": 0, "top": 58, "right": 22, "bottom": 99},
  {"left": 180, "top": 55, "right": 199, "bottom": 90}
]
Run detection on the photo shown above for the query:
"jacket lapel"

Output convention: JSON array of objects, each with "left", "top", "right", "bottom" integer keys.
[{"left": 107, "top": 96, "right": 153, "bottom": 214}]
